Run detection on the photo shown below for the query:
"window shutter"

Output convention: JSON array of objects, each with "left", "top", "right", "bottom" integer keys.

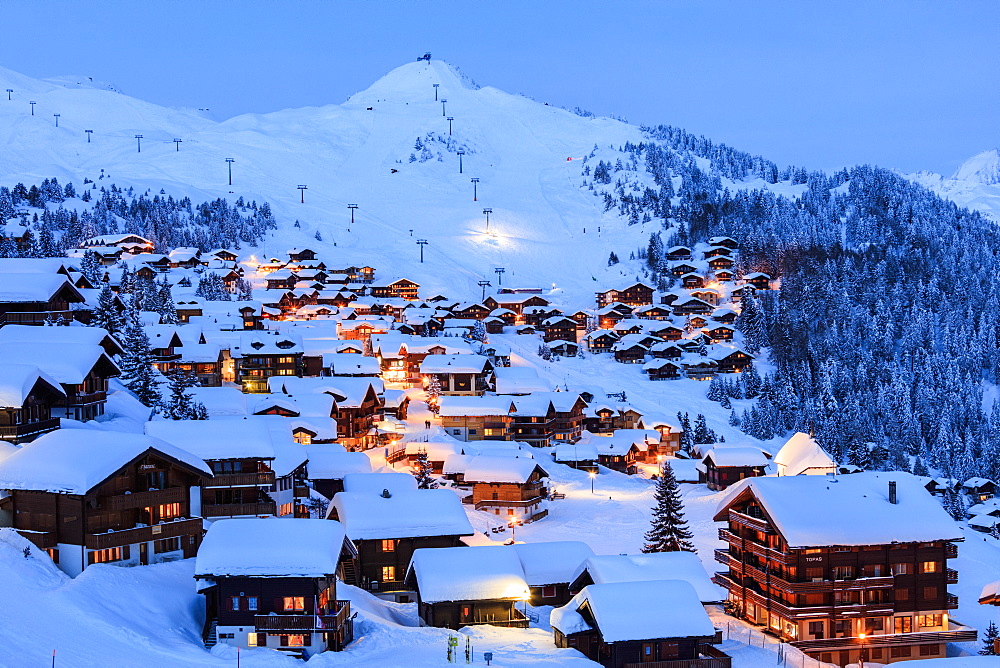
[{"left": 274, "top": 597, "right": 284, "bottom": 612}]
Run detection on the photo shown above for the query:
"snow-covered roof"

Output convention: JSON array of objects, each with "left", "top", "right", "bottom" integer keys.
[
  {"left": 493, "top": 366, "right": 553, "bottom": 394},
  {"left": 702, "top": 446, "right": 769, "bottom": 468},
  {"left": 195, "top": 518, "right": 349, "bottom": 578},
  {"left": 418, "top": 354, "right": 490, "bottom": 375},
  {"left": 0, "top": 364, "right": 65, "bottom": 407},
  {"left": 437, "top": 395, "right": 514, "bottom": 417},
  {"left": 0, "top": 430, "right": 209, "bottom": 495},
  {"left": 325, "top": 353, "right": 381, "bottom": 376},
  {"left": 330, "top": 489, "right": 474, "bottom": 540},
  {"left": 463, "top": 455, "right": 547, "bottom": 484},
  {"left": 189, "top": 387, "right": 248, "bottom": 417},
  {"left": 551, "top": 580, "right": 715, "bottom": 643},
  {"left": 270, "top": 376, "right": 382, "bottom": 409},
  {"left": 176, "top": 343, "right": 222, "bottom": 364},
  {"left": 404, "top": 440, "right": 460, "bottom": 459},
  {"left": 511, "top": 541, "right": 595, "bottom": 586},
  {"left": 305, "top": 448, "right": 370, "bottom": 480},
  {"left": 714, "top": 472, "right": 963, "bottom": 548},
  {"left": 407, "top": 546, "right": 530, "bottom": 604},
  {"left": 774, "top": 432, "right": 836, "bottom": 476},
  {"left": 570, "top": 552, "right": 722, "bottom": 603},
  {"left": 0, "top": 324, "right": 123, "bottom": 355},
  {"left": 554, "top": 442, "right": 599, "bottom": 462},
  {"left": 981, "top": 580, "right": 1000, "bottom": 604},
  {"left": 145, "top": 418, "right": 276, "bottom": 461},
  {"left": 0, "top": 274, "right": 83, "bottom": 303},
  {"left": 342, "top": 471, "right": 417, "bottom": 496}
]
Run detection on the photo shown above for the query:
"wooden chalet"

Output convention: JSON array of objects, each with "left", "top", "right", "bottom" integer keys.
[
  {"left": 671, "top": 262, "right": 698, "bottom": 277},
  {"left": 714, "top": 268, "right": 735, "bottom": 283},
  {"left": 633, "top": 304, "right": 672, "bottom": 321},
  {"left": 713, "top": 348, "right": 754, "bottom": 373},
  {"left": 406, "top": 546, "right": 532, "bottom": 629},
  {"left": 287, "top": 247, "right": 317, "bottom": 262},
  {"left": 704, "top": 245, "right": 733, "bottom": 259},
  {"left": 483, "top": 294, "right": 551, "bottom": 322},
  {"left": 713, "top": 473, "right": 974, "bottom": 666},
  {"left": 673, "top": 297, "right": 714, "bottom": 316},
  {"left": 438, "top": 396, "right": 515, "bottom": 442},
  {"left": 585, "top": 329, "right": 620, "bottom": 353},
  {"left": 0, "top": 364, "right": 64, "bottom": 444},
  {"left": 583, "top": 403, "right": 644, "bottom": 435},
  {"left": 741, "top": 272, "right": 772, "bottom": 290},
  {"left": 708, "top": 256, "right": 735, "bottom": 271},
  {"left": 419, "top": 355, "right": 494, "bottom": 396},
  {"left": 465, "top": 456, "right": 549, "bottom": 522},
  {"left": 235, "top": 333, "right": 304, "bottom": 393},
  {"left": 542, "top": 316, "right": 579, "bottom": 343},
  {"left": 644, "top": 359, "right": 682, "bottom": 380},
  {"left": 709, "top": 236, "right": 739, "bottom": 249},
  {"left": 681, "top": 273, "right": 706, "bottom": 289},
  {"left": 328, "top": 486, "right": 474, "bottom": 601},
  {"left": 509, "top": 393, "right": 587, "bottom": 446},
  {"left": 0, "top": 431, "right": 210, "bottom": 576},
  {"left": 0, "top": 274, "right": 85, "bottom": 325},
  {"left": 512, "top": 541, "right": 596, "bottom": 607},
  {"left": 612, "top": 339, "right": 648, "bottom": 364},
  {"left": 552, "top": 580, "right": 727, "bottom": 668},
  {"left": 665, "top": 246, "right": 693, "bottom": 261},
  {"left": 595, "top": 282, "right": 654, "bottom": 309},
  {"left": 195, "top": 519, "right": 355, "bottom": 658},
  {"left": 369, "top": 278, "right": 419, "bottom": 301},
  {"left": 699, "top": 447, "right": 769, "bottom": 490}
]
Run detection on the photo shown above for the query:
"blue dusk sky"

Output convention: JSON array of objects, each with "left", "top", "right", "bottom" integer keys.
[{"left": 1, "top": 0, "right": 997, "bottom": 174}]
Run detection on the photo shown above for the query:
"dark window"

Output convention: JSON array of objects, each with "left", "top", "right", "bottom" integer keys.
[
  {"left": 229, "top": 596, "right": 240, "bottom": 611},
  {"left": 542, "top": 586, "right": 556, "bottom": 598},
  {"left": 922, "top": 586, "right": 938, "bottom": 600}
]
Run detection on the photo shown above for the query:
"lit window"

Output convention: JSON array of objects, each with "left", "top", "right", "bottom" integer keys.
[
  {"left": 283, "top": 596, "right": 305, "bottom": 611},
  {"left": 381, "top": 539, "right": 397, "bottom": 552},
  {"left": 158, "top": 503, "right": 182, "bottom": 521},
  {"left": 921, "top": 561, "right": 939, "bottom": 573},
  {"left": 382, "top": 566, "right": 396, "bottom": 582},
  {"left": 279, "top": 503, "right": 294, "bottom": 516}
]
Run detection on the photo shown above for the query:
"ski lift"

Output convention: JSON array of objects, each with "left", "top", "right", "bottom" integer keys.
[{"left": 417, "top": 52, "right": 431, "bottom": 62}]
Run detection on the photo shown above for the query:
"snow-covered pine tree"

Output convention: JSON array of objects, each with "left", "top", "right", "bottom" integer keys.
[
  {"left": 706, "top": 376, "right": 725, "bottom": 402},
  {"left": 90, "top": 284, "right": 122, "bottom": 334},
  {"left": 736, "top": 291, "right": 767, "bottom": 354},
  {"left": 413, "top": 450, "right": 436, "bottom": 489},
  {"left": 118, "top": 308, "right": 162, "bottom": 407},
  {"left": 471, "top": 320, "right": 487, "bottom": 343},
  {"left": 642, "top": 462, "right": 696, "bottom": 553},
  {"left": 80, "top": 251, "right": 103, "bottom": 285},
  {"left": 538, "top": 342, "right": 552, "bottom": 361},
  {"left": 160, "top": 370, "right": 207, "bottom": 420},
  {"left": 608, "top": 251, "right": 619, "bottom": 266},
  {"left": 694, "top": 414, "right": 711, "bottom": 444},
  {"left": 234, "top": 276, "right": 254, "bottom": 301},
  {"left": 158, "top": 278, "right": 178, "bottom": 324}
]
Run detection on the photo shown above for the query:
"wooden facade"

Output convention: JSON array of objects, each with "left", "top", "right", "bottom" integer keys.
[{"left": 713, "top": 490, "right": 971, "bottom": 666}]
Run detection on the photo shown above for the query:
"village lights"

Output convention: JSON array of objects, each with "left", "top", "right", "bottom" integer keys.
[
  {"left": 589, "top": 470, "right": 597, "bottom": 494},
  {"left": 858, "top": 632, "right": 868, "bottom": 668}
]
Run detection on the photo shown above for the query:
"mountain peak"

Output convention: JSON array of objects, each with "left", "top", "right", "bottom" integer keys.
[
  {"left": 348, "top": 59, "right": 479, "bottom": 106},
  {"left": 951, "top": 149, "right": 1000, "bottom": 185}
]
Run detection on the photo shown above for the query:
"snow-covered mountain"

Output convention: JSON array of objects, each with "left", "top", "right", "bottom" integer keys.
[
  {"left": 910, "top": 148, "right": 1000, "bottom": 223},
  {"left": 0, "top": 60, "right": 685, "bottom": 303}
]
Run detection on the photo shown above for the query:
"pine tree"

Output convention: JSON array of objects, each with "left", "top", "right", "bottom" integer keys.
[
  {"left": 608, "top": 251, "right": 619, "bottom": 266},
  {"left": 414, "top": 450, "right": 436, "bottom": 489},
  {"left": 471, "top": 320, "right": 487, "bottom": 343},
  {"left": 118, "top": 308, "right": 162, "bottom": 407},
  {"left": 538, "top": 342, "right": 552, "bottom": 361},
  {"left": 642, "top": 462, "right": 696, "bottom": 553},
  {"left": 694, "top": 414, "right": 711, "bottom": 444},
  {"left": 160, "top": 370, "right": 207, "bottom": 420},
  {"left": 90, "top": 284, "right": 122, "bottom": 334},
  {"left": 736, "top": 292, "right": 767, "bottom": 354},
  {"left": 979, "top": 621, "right": 999, "bottom": 656}
]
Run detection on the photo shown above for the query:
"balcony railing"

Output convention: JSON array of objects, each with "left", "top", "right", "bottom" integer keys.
[
  {"left": 718, "top": 528, "right": 793, "bottom": 565},
  {"left": 16, "top": 529, "right": 56, "bottom": 550},
  {"left": 475, "top": 498, "right": 544, "bottom": 511},
  {"left": 624, "top": 646, "right": 731, "bottom": 668},
  {"left": 294, "top": 485, "right": 311, "bottom": 498},
  {"left": 946, "top": 568, "right": 958, "bottom": 584},
  {"left": 104, "top": 487, "right": 188, "bottom": 511},
  {"left": 0, "top": 417, "right": 60, "bottom": 440},
  {"left": 0, "top": 310, "right": 74, "bottom": 325},
  {"left": 62, "top": 390, "right": 107, "bottom": 406},
  {"left": 789, "top": 622, "right": 978, "bottom": 651},
  {"left": 729, "top": 510, "right": 772, "bottom": 534},
  {"left": 467, "top": 607, "right": 529, "bottom": 628},
  {"left": 254, "top": 601, "right": 351, "bottom": 632},
  {"left": 202, "top": 502, "right": 276, "bottom": 517},
  {"left": 85, "top": 517, "right": 202, "bottom": 550},
  {"left": 945, "top": 543, "right": 958, "bottom": 559},
  {"left": 204, "top": 471, "right": 275, "bottom": 488}
]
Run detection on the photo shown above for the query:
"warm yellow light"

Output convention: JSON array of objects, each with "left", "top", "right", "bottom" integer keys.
[
  {"left": 589, "top": 471, "right": 597, "bottom": 479},
  {"left": 858, "top": 633, "right": 866, "bottom": 640}
]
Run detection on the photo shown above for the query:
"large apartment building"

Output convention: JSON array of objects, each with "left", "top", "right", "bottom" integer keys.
[{"left": 713, "top": 472, "right": 976, "bottom": 666}]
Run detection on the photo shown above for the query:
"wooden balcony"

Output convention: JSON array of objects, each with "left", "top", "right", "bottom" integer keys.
[
  {"left": 64, "top": 390, "right": 107, "bottom": 406},
  {"left": 718, "top": 528, "right": 792, "bottom": 565},
  {"left": 475, "top": 497, "right": 544, "bottom": 511},
  {"left": 946, "top": 568, "right": 958, "bottom": 584},
  {"left": 204, "top": 471, "right": 275, "bottom": 488},
  {"left": 625, "top": 646, "right": 731, "bottom": 668},
  {"left": 713, "top": 573, "right": 895, "bottom": 619},
  {"left": 104, "top": 487, "right": 188, "bottom": 511},
  {"left": 467, "top": 607, "right": 529, "bottom": 628},
  {"left": 789, "top": 621, "right": 977, "bottom": 652},
  {"left": 0, "top": 417, "right": 60, "bottom": 441},
  {"left": 254, "top": 602, "right": 351, "bottom": 632},
  {"left": 729, "top": 510, "right": 772, "bottom": 534},
  {"left": 0, "top": 310, "right": 74, "bottom": 325},
  {"left": 85, "top": 517, "right": 202, "bottom": 550},
  {"left": 202, "top": 502, "right": 276, "bottom": 517},
  {"left": 16, "top": 529, "right": 56, "bottom": 550},
  {"left": 945, "top": 542, "right": 958, "bottom": 559}
]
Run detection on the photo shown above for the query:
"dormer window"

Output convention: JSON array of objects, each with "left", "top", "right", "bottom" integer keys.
[{"left": 276, "top": 340, "right": 294, "bottom": 349}]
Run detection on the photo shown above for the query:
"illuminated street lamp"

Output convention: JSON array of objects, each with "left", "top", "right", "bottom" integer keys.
[
  {"left": 589, "top": 470, "right": 597, "bottom": 494},
  {"left": 858, "top": 632, "right": 868, "bottom": 668}
]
